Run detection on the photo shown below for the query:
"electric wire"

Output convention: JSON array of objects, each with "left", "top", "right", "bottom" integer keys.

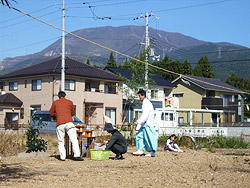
[
  {"left": 0, "top": 10, "right": 60, "bottom": 29},
  {"left": 1, "top": 2, "right": 249, "bottom": 95},
  {"left": 0, "top": 36, "right": 61, "bottom": 52},
  {"left": 153, "top": 0, "right": 232, "bottom": 13}
]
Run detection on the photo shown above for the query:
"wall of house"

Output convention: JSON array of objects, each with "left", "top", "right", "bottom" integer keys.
[
  {"left": 4, "top": 75, "right": 54, "bottom": 124},
  {"left": 173, "top": 81, "right": 205, "bottom": 108},
  {"left": 84, "top": 80, "right": 123, "bottom": 126},
  {"left": 178, "top": 112, "right": 211, "bottom": 125},
  {"left": 173, "top": 81, "right": 213, "bottom": 124},
  {"left": 3, "top": 75, "right": 123, "bottom": 127}
]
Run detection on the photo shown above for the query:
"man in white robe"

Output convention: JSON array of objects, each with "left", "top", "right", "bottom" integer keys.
[{"left": 133, "top": 89, "right": 158, "bottom": 157}]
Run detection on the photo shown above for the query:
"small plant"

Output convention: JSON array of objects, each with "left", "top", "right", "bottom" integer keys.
[{"left": 26, "top": 115, "right": 47, "bottom": 153}]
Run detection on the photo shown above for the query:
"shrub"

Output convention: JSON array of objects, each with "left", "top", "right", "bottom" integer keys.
[{"left": 26, "top": 115, "right": 47, "bottom": 153}]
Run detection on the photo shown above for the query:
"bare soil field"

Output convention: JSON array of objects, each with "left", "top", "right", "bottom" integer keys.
[{"left": 1, "top": 147, "right": 250, "bottom": 188}]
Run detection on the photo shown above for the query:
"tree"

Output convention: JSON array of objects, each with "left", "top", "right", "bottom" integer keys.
[
  {"left": 152, "top": 54, "right": 172, "bottom": 80},
  {"left": 196, "top": 56, "right": 214, "bottom": 78},
  {"left": 86, "top": 58, "right": 90, "bottom": 65},
  {"left": 193, "top": 63, "right": 203, "bottom": 77},
  {"left": 106, "top": 52, "right": 117, "bottom": 67},
  {"left": 183, "top": 59, "right": 192, "bottom": 75},
  {"left": 1, "top": 0, "right": 14, "bottom": 6}
]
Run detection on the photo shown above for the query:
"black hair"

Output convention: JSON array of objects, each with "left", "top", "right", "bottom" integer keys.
[
  {"left": 137, "top": 89, "right": 146, "bottom": 97},
  {"left": 169, "top": 134, "right": 176, "bottom": 140},
  {"left": 58, "top": 91, "right": 66, "bottom": 98}
]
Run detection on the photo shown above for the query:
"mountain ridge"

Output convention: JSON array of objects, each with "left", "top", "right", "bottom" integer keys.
[{"left": 1, "top": 25, "right": 249, "bottom": 81}]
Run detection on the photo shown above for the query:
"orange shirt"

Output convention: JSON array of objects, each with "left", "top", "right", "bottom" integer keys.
[{"left": 49, "top": 97, "right": 74, "bottom": 127}]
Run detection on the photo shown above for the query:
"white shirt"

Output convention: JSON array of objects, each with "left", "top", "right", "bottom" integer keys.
[{"left": 136, "top": 98, "right": 155, "bottom": 130}]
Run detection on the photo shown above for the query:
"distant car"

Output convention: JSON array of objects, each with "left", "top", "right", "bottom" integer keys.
[{"left": 30, "top": 110, "right": 88, "bottom": 134}]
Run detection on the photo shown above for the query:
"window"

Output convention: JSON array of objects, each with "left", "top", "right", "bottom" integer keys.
[
  {"left": 65, "top": 79, "right": 75, "bottom": 91},
  {"left": 32, "top": 80, "right": 42, "bottom": 91},
  {"left": 104, "top": 83, "right": 116, "bottom": 94},
  {"left": 0, "top": 81, "right": 4, "bottom": 90},
  {"left": 220, "top": 94, "right": 232, "bottom": 107},
  {"left": 6, "top": 113, "right": 18, "bottom": 122},
  {"left": 30, "top": 105, "right": 41, "bottom": 117},
  {"left": 161, "top": 112, "right": 174, "bottom": 121},
  {"left": 173, "top": 93, "right": 183, "bottom": 98},
  {"left": 105, "top": 108, "right": 116, "bottom": 125},
  {"left": 85, "top": 82, "right": 90, "bottom": 91},
  {"left": 9, "top": 81, "right": 18, "bottom": 91},
  {"left": 206, "top": 90, "right": 215, "bottom": 97},
  {"left": 25, "top": 80, "right": 27, "bottom": 88},
  {"left": 134, "top": 110, "right": 142, "bottom": 122},
  {"left": 151, "top": 90, "right": 158, "bottom": 99}
]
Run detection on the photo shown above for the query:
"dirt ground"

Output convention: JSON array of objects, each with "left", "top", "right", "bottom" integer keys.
[{"left": 1, "top": 146, "right": 250, "bottom": 188}]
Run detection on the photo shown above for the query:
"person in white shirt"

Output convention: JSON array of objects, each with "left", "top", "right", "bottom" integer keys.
[
  {"left": 164, "top": 134, "right": 183, "bottom": 152},
  {"left": 133, "top": 89, "right": 158, "bottom": 157}
]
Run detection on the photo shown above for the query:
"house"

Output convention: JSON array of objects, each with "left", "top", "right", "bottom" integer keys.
[
  {"left": 0, "top": 57, "right": 123, "bottom": 128},
  {"left": 0, "top": 93, "right": 23, "bottom": 129},
  {"left": 106, "top": 67, "right": 176, "bottom": 123},
  {"left": 172, "top": 75, "right": 245, "bottom": 126}
]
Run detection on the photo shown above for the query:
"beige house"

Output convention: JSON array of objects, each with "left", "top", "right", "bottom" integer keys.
[
  {"left": 0, "top": 57, "right": 123, "bottom": 128},
  {"left": 172, "top": 75, "right": 245, "bottom": 126}
]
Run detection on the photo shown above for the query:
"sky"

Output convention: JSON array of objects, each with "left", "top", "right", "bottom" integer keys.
[{"left": 0, "top": 0, "right": 249, "bottom": 61}]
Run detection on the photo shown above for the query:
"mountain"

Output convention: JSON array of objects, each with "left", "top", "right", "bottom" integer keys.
[{"left": 0, "top": 25, "right": 249, "bottom": 81}]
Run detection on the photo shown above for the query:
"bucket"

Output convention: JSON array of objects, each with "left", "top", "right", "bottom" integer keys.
[{"left": 90, "top": 149, "right": 110, "bottom": 160}]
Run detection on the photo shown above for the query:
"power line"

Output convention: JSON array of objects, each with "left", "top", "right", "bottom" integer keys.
[
  {"left": 0, "top": 10, "right": 60, "bottom": 29},
  {"left": 0, "top": 5, "right": 55, "bottom": 24},
  {"left": 1, "top": 2, "right": 249, "bottom": 95},
  {"left": 0, "top": 36, "right": 61, "bottom": 52},
  {"left": 85, "top": 0, "right": 145, "bottom": 7},
  {"left": 154, "top": 0, "right": 232, "bottom": 13},
  {"left": 191, "top": 48, "right": 250, "bottom": 55},
  {"left": 0, "top": 17, "right": 62, "bottom": 38}
]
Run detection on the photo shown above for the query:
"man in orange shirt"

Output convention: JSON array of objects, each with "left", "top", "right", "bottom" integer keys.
[{"left": 50, "top": 91, "right": 83, "bottom": 161}]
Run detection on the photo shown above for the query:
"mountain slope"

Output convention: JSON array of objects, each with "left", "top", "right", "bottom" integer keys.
[{"left": 0, "top": 25, "right": 249, "bottom": 81}]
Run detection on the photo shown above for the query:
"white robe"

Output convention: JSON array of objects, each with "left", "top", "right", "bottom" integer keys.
[{"left": 136, "top": 98, "right": 155, "bottom": 130}]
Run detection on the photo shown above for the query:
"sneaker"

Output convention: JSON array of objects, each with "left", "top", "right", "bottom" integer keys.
[
  {"left": 133, "top": 150, "right": 144, "bottom": 156},
  {"left": 145, "top": 152, "right": 155, "bottom": 157},
  {"left": 73, "top": 157, "right": 84, "bottom": 161}
]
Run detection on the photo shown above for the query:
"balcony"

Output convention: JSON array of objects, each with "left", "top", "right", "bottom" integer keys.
[{"left": 201, "top": 97, "right": 223, "bottom": 110}]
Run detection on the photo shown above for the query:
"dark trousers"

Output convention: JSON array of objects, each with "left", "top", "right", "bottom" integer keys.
[{"left": 110, "top": 144, "right": 127, "bottom": 155}]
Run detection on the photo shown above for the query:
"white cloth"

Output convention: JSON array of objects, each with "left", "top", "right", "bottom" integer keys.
[
  {"left": 166, "top": 139, "right": 182, "bottom": 152},
  {"left": 56, "top": 122, "right": 80, "bottom": 160},
  {"left": 136, "top": 98, "right": 155, "bottom": 130},
  {"left": 104, "top": 115, "right": 112, "bottom": 124}
]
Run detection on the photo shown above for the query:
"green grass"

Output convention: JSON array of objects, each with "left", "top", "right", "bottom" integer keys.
[{"left": 158, "top": 134, "right": 249, "bottom": 152}]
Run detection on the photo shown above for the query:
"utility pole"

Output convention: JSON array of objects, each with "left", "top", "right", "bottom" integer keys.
[
  {"left": 61, "top": 0, "right": 66, "bottom": 91},
  {"left": 134, "top": 12, "right": 155, "bottom": 91}
]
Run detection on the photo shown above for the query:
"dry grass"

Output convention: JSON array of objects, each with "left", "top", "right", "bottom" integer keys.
[{"left": 0, "top": 130, "right": 26, "bottom": 157}]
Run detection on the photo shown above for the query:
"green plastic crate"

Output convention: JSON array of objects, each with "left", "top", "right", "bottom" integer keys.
[{"left": 90, "top": 149, "right": 110, "bottom": 160}]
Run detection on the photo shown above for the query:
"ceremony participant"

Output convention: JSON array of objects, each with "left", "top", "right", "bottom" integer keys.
[
  {"left": 133, "top": 89, "right": 158, "bottom": 157},
  {"left": 164, "top": 134, "right": 183, "bottom": 152},
  {"left": 102, "top": 116, "right": 127, "bottom": 160},
  {"left": 49, "top": 91, "right": 83, "bottom": 161}
]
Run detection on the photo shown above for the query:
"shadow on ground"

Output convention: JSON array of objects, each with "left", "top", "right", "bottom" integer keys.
[{"left": 0, "top": 163, "right": 44, "bottom": 182}]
